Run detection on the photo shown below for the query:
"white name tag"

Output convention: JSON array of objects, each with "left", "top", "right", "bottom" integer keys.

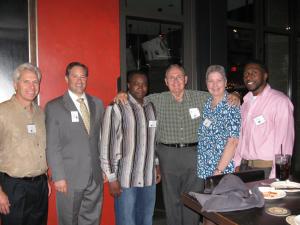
[
  {"left": 203, "top": 118, "right": 212, "bottom": 127},
  {"left": 189, "top": 108, "right": 200, "bottom": 119},
  {"left": 149, "top": 120, "right": 157, "bottom": 128},
  {"left": 254, "top": 115, "right": 265, "bottom": 125},
  {"left": 71, "top": 111, "right": 79, "bottom": 122},
  {"left": 27, "top": 124, "right": 36, "bottom": 134}
]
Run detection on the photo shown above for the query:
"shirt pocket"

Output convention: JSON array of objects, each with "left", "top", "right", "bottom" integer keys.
[{"left": 252, "top": 117, "right": 269, "bottom": 143}]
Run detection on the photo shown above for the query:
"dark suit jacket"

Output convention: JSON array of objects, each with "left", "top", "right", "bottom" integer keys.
[{"left": 45, "top": 92, "right": 104, "bottom": 188}]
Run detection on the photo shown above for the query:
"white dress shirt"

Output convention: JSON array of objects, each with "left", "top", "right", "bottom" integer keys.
[{"left": 68, "top": 90, "right": 89, "bottom": 117}]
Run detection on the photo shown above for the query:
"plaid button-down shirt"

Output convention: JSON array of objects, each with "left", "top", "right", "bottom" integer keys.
[{"left": 146, "top": 90, "right": 210, "bottom": 144}]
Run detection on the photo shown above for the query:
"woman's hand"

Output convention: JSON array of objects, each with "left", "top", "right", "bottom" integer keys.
[{"left": 213, "top": 168, "right": 223, "bottom": 176}]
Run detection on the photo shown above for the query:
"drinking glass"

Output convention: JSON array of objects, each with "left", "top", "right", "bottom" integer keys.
[{"left": 275, "top": 154, "right": 291, "bottom": 181}]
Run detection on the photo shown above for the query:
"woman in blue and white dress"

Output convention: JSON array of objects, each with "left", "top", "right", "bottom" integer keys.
[{"left": 197, "top": 65, "right": 241, "bottom": 179}]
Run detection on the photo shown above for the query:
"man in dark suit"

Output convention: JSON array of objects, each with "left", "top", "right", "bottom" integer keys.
[{"left": 46, "top": 62, "right": 104, "bottom": 225}]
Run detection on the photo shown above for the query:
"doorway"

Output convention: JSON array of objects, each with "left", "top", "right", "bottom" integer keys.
[
  {"left": 120, "top": 1, "right": 196, "bottom": 224},
  {"left": 0, "top": 0, "right": 37, "bottom": 103}
]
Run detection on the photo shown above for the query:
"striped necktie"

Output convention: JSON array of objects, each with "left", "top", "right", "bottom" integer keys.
[{"left": 77, "top": 98, "right": 90, "bottom": 134}]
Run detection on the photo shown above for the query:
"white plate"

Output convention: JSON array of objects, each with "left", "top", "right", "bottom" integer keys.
[
  {"left": 287, "top": 215, "right": 300, "bottom": 225},
  {"left": 295, "top": 215, "right": 300, "bottom": 225},
  {"left": 258, "top": 187, "right": 286, "bottom": 200},
  {"left": 286, "top": 215, "right": 297, "bottom": 225},
  {"left": 271, "top": 181, "right": 300, "bottom": 192}
]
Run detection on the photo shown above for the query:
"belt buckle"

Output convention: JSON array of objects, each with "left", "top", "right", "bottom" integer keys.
[
  {"left": 247, "top": 160, "right": 253, "bottom": 167},
  {"left": 179, "top": 143, "right": 185, "bottom": 148}
]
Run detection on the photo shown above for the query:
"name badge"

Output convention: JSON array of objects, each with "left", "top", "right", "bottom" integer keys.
[
  {"left": 254, "top": 115, "right": 265, "bottom": 125},
  {"left": 189, "top": 108, "right": 200, "bottom": 119},
  {"left": 203, "top": 118, "right": 212, "bottom": 127},
  {"left": 27, "top": 124, "right": 36, "bottom": 134},
  {"left": 71, "top": 111, "right": 79, "bottom": 122},
  {"left": 149, "top": 120, "right": 157, "bottom": 128}
]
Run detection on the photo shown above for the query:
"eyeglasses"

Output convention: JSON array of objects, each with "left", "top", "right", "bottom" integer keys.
[{"left": 166, "top": 76, "right": 185, "bottom": 82}]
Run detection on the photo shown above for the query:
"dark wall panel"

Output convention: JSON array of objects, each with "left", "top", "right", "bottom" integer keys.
[{"left": 0, "top": 0, "right": 28, "bottom": 102}]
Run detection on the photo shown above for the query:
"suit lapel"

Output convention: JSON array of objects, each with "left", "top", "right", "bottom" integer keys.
[
  {"left": 63, "top": 92, "right": 77, "bottom": 112},
  {"left": 86, "top": 94, "right": 95, "bottom": 135}
]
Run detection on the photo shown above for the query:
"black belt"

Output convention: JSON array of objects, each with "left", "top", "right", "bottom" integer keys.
[
  {"left": 160, "top": 142, "right": 198, "bottom": 148},
  {"left": 1, "top": 172, "right": 47, "bottom": 182}
]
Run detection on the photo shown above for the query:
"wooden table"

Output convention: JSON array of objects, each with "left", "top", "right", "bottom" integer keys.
[{"left": 182, "top": 179, "right": 300, "bottom": 225}]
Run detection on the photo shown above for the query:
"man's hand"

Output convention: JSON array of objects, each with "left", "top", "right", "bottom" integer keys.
[
  {"left": 108, "top": 180, "right": 122, "bottom": 197},
  {"left": 48, "top": 181, "right": 52, "bottom": 197},
  {"left": 235, "top": 166, "right": 240, "bottom": 173},
  {"left": 228, "top": 92, "right": 241, "bottom": 106},
  {"left": 114, "top": 92, "right": 128, "bottom": 104},
  {"left": 54, "top": 179, "right": 68, "bottom": 193},
  {"left": 0, "top": 188, "right": 10, "bottom": 215},
  {"left": 102, "top": 172, "right": 108, "bottom": 183},
  {"left": 156, "top": 166, "right": 162, "bottom": 184}
]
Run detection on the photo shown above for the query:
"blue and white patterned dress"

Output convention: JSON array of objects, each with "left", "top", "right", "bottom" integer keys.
[{"left": 197, "top": 92, "right": 241, "bottom": 179}]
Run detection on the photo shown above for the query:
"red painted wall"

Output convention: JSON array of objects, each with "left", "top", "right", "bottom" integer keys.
[{"left": 37, "top": 0, "right": 119, "bottom": 224}]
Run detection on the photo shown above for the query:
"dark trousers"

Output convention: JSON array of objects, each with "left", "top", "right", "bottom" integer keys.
[
  {"left": 157, "top": 144, "right": 204, "bottom": 225},
  {"left": 0, "top": 173, "right": 48, "bottom": 225}
]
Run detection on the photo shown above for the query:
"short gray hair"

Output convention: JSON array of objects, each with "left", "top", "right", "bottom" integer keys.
[
  {"left": 13, "top": 63, "right": 42, "bottom": 83},
  {"left": 165, "top": 64, "right": 186, "bottom": 78},
  {"left": 206, "top": 65, "right": 227, "bottom": 81}
]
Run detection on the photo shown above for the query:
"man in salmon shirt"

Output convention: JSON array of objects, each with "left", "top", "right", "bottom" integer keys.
[{"left": 234, "top": 59, "right": 294, "bottom": 178}]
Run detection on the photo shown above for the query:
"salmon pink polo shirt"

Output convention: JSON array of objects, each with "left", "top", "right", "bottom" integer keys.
[{"left": 234, "top": 84, "right": 294, "bottom": 178}]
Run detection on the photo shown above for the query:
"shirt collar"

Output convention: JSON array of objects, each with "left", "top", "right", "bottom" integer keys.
[
  {"left": 68, "top": 90, "right": 87, "bottom": 102},
  {"left": 221, "top": 91, "right": 228, "bottom": 104},
  {"left": 169, "top": 89, "right": 187, "bottom": 103},
  {"left": 208, "top": 91, "right": 228, "bottom": 106},
  {"left": 128, "top": 93, "right": 147, "bottom": 106},
  {"left": 11, "top": 94, "right": 38, "bottom": 113},
  {"left": 244, "top": 84, "right": 271, "bottom": 102}
]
